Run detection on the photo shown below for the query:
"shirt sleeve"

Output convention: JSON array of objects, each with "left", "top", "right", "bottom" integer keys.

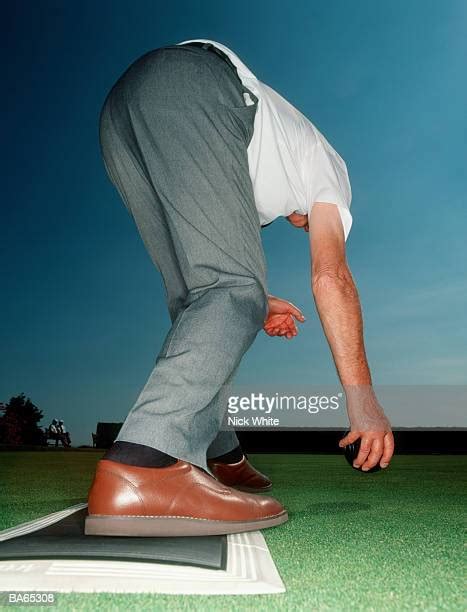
[{"left": 307, "top": 134, "right": 353, "bottom": 241}]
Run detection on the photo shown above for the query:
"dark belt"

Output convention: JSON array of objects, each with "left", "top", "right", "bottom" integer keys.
[{"left": 179, "top": 41, "right": 239, "bottom": 76}]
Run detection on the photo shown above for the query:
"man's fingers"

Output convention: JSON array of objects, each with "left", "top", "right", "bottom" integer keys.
[
  {"left": 338, "top": 430, "right": 360, "bottom": 448},
  {"left": 265, "top": 319, "right": 297, "bottom": 336},
  {"left": 266, "top": 327, "right": 281, "bottom": 336},
  {"left": 264, "top": 314, "right": 299, "bottom": 338},
  {"left": 263, "top": 324, "right": 281, "bottom": 335},
  {"left": 269, "top": 327, "right": 287, "bottom": 336},
  {"left": 361, "top": 437, "right": 383, "bottom": 471},
  {"left": 280, "top": 316, "right": 296, "bottom": 331},
  {"left": 380, "top": 431, "right": 395, "bottom": 468},
  {"left": 264, "top": 328, "right": 290, "bottom": 337},
  {"left": 353, "top": 435, "right": 372, "bottom": 468},
  {"left": 266, "top": 312, "right": 301, "bottom": 327},
  {"left": 287, "top": 320, "right": 298, "bottom": 334},
  {"left": 264, "top": 314, "right": 286, "bottom": 328},
  {"left": 287, "top": 303, "right": 305, "bottom": 322}
]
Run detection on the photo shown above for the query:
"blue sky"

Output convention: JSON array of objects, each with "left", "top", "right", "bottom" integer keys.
[{"left": 2, "top": 0, "right": 466, "bottom": 444}]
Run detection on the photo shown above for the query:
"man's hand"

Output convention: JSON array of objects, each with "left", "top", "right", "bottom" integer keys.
[
  {"left": 339, "top": 385, "right": 395, "bottom": 469},
  {"left": 263, "top": 295, "right": 305, "bottom": 339},
  {"left": 339, "top": 430, "right": 395, "bottom": 470}
]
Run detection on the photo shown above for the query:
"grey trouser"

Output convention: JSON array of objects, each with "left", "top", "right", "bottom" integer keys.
[{"left": 98, "top": 45, "right": 267, "bottom": 470}]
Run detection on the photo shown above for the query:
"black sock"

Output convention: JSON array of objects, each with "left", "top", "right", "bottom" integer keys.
[
  {"left": 103, "top": 441, "right": 178, "bottom": 468},
  {"left": 210, "top": 445, "right": 244, "bottom": 464}
]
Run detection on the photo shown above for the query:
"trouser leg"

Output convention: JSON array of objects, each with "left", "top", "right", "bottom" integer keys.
[
  {"left": 206, "top": 365, "right": 241, "bottom": 460},
  {"left": 98, "top": 45, "right": 267, "bottom": 470},
  {"left": 207, "top": 430, "right": 241, "bottom": 460}
]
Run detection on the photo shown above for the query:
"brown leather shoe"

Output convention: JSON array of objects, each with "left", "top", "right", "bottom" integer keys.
[
  {"left": 208, "top": 456, "right": 273, "bottom": 493},
  {"left": 85, "top": 459, "right": 287, "bottom": 537}
]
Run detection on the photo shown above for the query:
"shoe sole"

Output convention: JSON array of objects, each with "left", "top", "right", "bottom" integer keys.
[{"left": 84, "top": 510, "right": 288, "bottom": 537}]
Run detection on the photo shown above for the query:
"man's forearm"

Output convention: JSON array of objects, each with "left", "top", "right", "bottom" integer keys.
[
  {"left": 312, "top": 263, "right": 371, "bottom": 386},
  {"left": 312, "top": 263, "right": 392, "bottom": 435}
]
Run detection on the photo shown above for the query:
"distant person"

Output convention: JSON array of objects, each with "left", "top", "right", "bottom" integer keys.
[
  {"left": 49, "top": 419, "right": 58, "bottom": 435},
  {"left": 87, "top": 39, "right": 394, "bottom": 538},
  {"left": 49, "top": 419, "right": 60, "bottom": 447},
  {"left": 58, "top": 420, "right": 71, "bottom": 447}
]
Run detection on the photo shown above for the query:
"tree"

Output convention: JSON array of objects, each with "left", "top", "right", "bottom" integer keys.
[{"left": 0, "top": 394, "right": 44, "bottom": 445}]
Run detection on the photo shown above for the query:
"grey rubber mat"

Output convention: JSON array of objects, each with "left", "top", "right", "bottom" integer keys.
[{"left": 0, "top": 508, "right": 227, "bottom": 570}]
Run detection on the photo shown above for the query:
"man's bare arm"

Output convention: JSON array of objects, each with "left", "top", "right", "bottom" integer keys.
[
  {"left": 309, "top": 203, "right": 369, "bottom": 385},
  {"left": 309, "top": 203, "right": 394, "bottom": 469}
]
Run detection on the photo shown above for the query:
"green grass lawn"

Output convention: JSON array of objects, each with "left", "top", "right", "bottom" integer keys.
[{"left": 0, "top": 451, "right": 465, "bottom": 611}]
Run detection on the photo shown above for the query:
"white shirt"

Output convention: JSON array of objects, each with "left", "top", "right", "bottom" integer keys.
[{"left": 178, "top": 39, "right": 353, "bottom": 240}]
